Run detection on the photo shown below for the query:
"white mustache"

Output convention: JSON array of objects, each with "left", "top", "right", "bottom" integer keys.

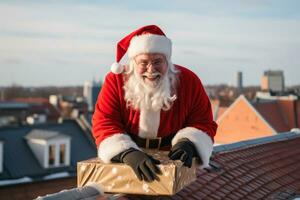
[{"left": 142, "top": 72, "right": 161, "bottom": 78}]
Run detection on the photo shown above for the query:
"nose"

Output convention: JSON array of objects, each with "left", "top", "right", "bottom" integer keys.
[{"left": 147, "top": 63, "right": 156, "bottom": 73}]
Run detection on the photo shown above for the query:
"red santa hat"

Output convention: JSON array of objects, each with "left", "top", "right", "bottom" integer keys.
[{"left": 111, "top": 25, "right": 172, "bottom": 74}]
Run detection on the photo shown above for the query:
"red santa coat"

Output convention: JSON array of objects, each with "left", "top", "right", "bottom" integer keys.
[{"left": 92, "top": 65, "right": 217, "bottom": 167}]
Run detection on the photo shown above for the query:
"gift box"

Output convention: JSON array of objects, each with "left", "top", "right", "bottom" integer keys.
[{"left": 77, "top": 150, "right": 199, "bottom": 196}]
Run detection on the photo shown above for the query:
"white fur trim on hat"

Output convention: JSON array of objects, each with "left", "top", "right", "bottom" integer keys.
[
  {"left": 128, "top": 34, "right": 172, "bottom": 59},
  {"left": 111, "top": 62, "right": 124, "bottom": 74},
  {"left": 97, "top": 133, "right": 140, "bottom": 163},
  {"left": 172, "top": 127, "right": 213, "bottom": 168}
]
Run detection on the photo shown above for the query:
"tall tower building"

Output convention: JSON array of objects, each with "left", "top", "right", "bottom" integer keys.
[
  {"left": 83, "top": 80, "right": 101, "bottom": 112},
  {"left": 236, "top": 71, "right": 243, "bottom": 92},
  {"left": 261, "top": 70, "right": 285, "bottom": 92}
]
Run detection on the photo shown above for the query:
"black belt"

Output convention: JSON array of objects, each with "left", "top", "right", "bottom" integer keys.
[{"left": 129, "top": 134, "right": 174, "bottom": 149}]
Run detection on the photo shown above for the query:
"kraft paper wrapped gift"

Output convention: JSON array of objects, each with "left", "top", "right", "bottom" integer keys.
[{"left": 77, "top": 150, "right": 199, "bottom": 196}]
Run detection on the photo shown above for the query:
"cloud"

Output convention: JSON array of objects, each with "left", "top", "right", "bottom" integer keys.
[
  {"left": 1, "top": 57, "right": 23, "bottom": 65},
  {"left": 0, "top": 1, "right": 299, "bottom": 86}
]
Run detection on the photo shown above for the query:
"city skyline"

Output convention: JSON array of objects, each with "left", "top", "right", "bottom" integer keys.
[{"left": 0, "top": 0, "right": 299, "bottom": 87}]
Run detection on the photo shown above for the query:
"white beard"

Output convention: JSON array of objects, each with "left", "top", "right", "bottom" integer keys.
[
  {"left": 123, "top": 60, "right": 178, "bottom": 138},
  {"left": 123, "top": 61, "right": 178, "bottom": 112}
]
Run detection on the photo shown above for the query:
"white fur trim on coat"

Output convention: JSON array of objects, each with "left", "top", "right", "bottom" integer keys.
[
  {"left": 138, "top": 108, "right": 160, "bottom": 138},
  {"left": 172, "top": 127, "right": 213, "bottom": 168},
  {"left": 98, "top": 134, "right": 139, "bottom": 163},
  {"left": 128, "top": 34, "right": 172, "bottom": 59}
]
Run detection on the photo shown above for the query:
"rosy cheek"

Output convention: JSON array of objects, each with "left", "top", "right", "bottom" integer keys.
[
  {"left": 136, "top": 67, "right": 145, "bottom": 75},
  {"left": 160, "top": 65, "right": 168, "bottom": 75}
]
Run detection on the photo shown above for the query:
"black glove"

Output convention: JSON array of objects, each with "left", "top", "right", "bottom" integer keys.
[
  {"left": 112, "top": 148, "right": 161, "bottom": 182},
  {"left": 168, "top": 139, "right": 198, "bottom": 168}
]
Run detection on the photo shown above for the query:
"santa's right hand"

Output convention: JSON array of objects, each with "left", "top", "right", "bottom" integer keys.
[{"left": 121, "top": 148, "right": 161, "bottom": 182}]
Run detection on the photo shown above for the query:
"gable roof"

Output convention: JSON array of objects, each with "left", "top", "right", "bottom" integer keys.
[
  {"left": 215, "top": 95, "right": 277, "bottom": 144},
  {"left": 25, "top": 129, "right": 70, "bottom": 141},
  {"left": 217, "top": 95, "right": 277, "bottom": 133},
  {"left": 0, "top": 120, "right": 96, "bottom": 182},
  {"left": 13, "top": 98, "right": 61, "bottom": 121},
  {"left": 218, "top": 95, "right": 300, "bottom": 135}
]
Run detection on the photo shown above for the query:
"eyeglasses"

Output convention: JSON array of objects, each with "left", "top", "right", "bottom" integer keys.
[{"left": 135, "top": 58, "right": 166, "bottom": 69}]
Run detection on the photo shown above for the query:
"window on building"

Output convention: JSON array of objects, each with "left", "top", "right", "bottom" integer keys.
[
  {"left": 26, "top": 130, "right": 70, "bottom": 168},
  {"left": 59, "top": 144, "right": 66, "bottom": 165},
  {"left": 48, "top": 145, "right": 55, "bottom": 166}
]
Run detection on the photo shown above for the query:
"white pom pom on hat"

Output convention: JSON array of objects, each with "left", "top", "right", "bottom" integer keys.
[
  {"left": 110, "top": 25, "right": 172, "bottom": 74},
  {"left": 110, "top": 62, "right": 124, "bottom": 74}
]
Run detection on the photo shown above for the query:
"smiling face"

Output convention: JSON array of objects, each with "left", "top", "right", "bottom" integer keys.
[
  {"left": 134, "top": 53, "right": 168, "bottom": 88},
  {"left": 124, "top": 52, "right": 178, "bottom": 111}
]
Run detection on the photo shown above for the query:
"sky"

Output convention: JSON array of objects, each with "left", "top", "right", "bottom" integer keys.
[{"left": 0, "top": 0, "right": 299, "bottom": 87}]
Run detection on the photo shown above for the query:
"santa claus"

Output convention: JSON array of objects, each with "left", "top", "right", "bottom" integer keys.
[{"left": 92, "top": 25, "right": 217, "bottom": 182}]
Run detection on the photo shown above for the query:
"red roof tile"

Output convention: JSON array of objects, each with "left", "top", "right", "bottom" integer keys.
[
  {"left": 277, "top": 100, "right": 297, "bottom": 128},
  {"left": 252, "top": 99, "right": 300, "bottom": 133},
  {"left": 253, "top": 101, "right": 289, "bottom": 132},
  {"left": 296, "top": 101, "right": 300, "bottom": 128},
  {"left": 122, "top": 135, "right": 300, "bottom": 200}
]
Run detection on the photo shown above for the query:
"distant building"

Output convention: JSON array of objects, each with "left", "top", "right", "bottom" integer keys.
[
  {"left": 261, "top": 70, "right": 285, "bottom": 92},
  {"left": 26, "top": 113, "right": 47, "bottom": 125},
  {"left": 0, "top": 98, "right": 61, "bottom": 127},
  {"left": 14, "top": 98, "right": 61, "bottom": 123},
  {"left": 49, "top": 95, "right": 60, "bottom": 108},
  {"left": 0, "top": 90, "right": 4, "bottom": 101},
  {"left": 58, "top": 95, "right": 88, "bottom": 119},
  {"left": 256, "top": 91, "right": 298, "bottom": 101},
  {"left": 210, "top": 99, "right": 230, "bottom": 121},
  {"left": 236, "top": 71, "right": 243, "bottom": 92},
  {"left": 0, "top": 102, "right": 29, "bottom": 126},
  {"left": 83, "top": 80, "right": 101, "bottom": 112},
  {"left": 215, "top": 95, "right": 300, "bottom": 144}
]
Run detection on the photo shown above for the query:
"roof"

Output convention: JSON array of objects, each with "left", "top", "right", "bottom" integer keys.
[
  {"left": 253, "top": 98, "right": 300, "bottom": 133},
  {"left": 215, "top": 95, "right": 300, "bottom": 136},
  {"left": 13, "top": 98, "right": 49, "bottom": 104},
  {"left": 13, "top": 98, "right": 61, "bottom": 120},
  {"left": 41, "top": 132, "right": 300, "bottom": 200},
  {"left": 123, "top": 132, "right": 300, "bottom": 199},
  {"left": 0, "top": 120, "right": 97, "bottom": 182},
  {"left": 252, "top": 100, "right": 289, "bottom": 132},
  {"left": 215, "top": 95, "right": 276, "bottom": 144},
  {"left": 0, "top": 102, "right": 29, "bottom": 110},
  {"left": 25, "top": 129, "right": 70, "bottom": 140}
]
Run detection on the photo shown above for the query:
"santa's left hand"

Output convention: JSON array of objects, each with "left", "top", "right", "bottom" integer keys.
[{"left": 168, "top": 138, "right": 198, "bottom": 168}]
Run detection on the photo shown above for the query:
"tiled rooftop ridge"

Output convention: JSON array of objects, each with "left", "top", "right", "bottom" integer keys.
[
  {"left": 124, "top": 132, "right": 300, "bottom": 200},
  {"left": 213, "top": 131, "right": 300, "bottom": 153}
]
